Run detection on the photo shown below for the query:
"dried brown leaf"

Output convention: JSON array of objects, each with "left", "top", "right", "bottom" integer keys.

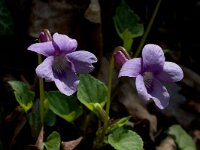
[
  {"left": 61, "top": 137, "right": 83, "bottom": 150},
  {"left": 35, "top": 126, "right": 44, "bottom": 150},
  {"left": 156, "top": 136, "right": 176, "bottom": 150},
  {"left": 84, "top": 0, "right": 101, "bottom": 23}
]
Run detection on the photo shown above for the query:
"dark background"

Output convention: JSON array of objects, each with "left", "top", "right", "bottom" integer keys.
[{"left": 1, "top": 0, "right": 200, "bottom": 149}]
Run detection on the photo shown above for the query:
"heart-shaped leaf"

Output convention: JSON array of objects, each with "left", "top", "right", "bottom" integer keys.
[
  {"left": 8, "top": 81, "right": 34, "bottom": 112},
  {"left": 43, "top": 131, "right": 61, "bottom": 150},
  {"left": 108, "top": 127, "right": 143, "bottom": 150},
  {"left": 167, "top": 124, "right": 196, "bottom": 150},
  {"left": 113, "top": 0, "right": 144, "bottom": 51},
  {"left": 77, "top": 74, "right": 107, "bottom": 114},
  {"left": 46, "top": 91, "right": 82, "bottom": 122}
]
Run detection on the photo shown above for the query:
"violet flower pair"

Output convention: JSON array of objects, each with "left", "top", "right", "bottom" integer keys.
[{"left": 28, "top": 32, "right": 183, "bottom": 109}]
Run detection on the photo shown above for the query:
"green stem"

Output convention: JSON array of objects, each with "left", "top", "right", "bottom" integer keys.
[
  {"left": 98, "top": 46, "right": 128, "bottom": 146},
  {"left": 37, "top": 54, "right": 45, "bottom": 125},
  {"left": 134, "top": 0, "right": 162, "bottom": 57}
]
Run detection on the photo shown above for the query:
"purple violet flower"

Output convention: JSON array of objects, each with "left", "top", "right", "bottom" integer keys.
[
  {"left": 28, "top": 32, "right": 97, "bottom": 96},
  {"left": 119, "top": 44, "right": 183, "bottom": 109}
]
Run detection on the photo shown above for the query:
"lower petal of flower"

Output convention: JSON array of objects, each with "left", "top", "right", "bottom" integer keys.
[
  {"left": 149, "top": 79, "right": 170, "bottom": 109},
  {"left": 54, "top": 68, "right": 79, "bottom": 96}
]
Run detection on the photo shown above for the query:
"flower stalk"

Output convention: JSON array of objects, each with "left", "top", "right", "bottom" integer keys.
[
  {"left": 98, "top": 46, "right": 129, "bottom": 146},
  {"left": 37, "top": 54, "right": 45, "bottom": 124}
]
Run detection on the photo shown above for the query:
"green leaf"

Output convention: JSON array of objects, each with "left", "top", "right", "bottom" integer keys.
[
  {"left": 44, "top": 131, "right": 61, "bottom": 150},
  {"left": 167, "top": 124, "right": 196, "bottom": 150},
  {"left": 46, "top": 91, "right": 82, "bottom": 122},
  {"left": 108, "top": 127, "right": 143, "bottom": 150},
  {"left": 113, "top": 0, "right": 144, "bottom": 51},
  {"left": 8, "top": 81, "right": 34, "bottom": 112},
  {"left": 77, "top": 74, "right": 108, "bottom": 113},
  {"left": 107, "top": 116, "right": 131, "bottom": 134},
  {"left": 28, "top": 99, "right": 41, "bottom": 137},
  {"left": 0, "top": 0, "right": 14, "bottom": 35},
  {"left": 44, "top": 99, "right": 56, "bottom": 127}
]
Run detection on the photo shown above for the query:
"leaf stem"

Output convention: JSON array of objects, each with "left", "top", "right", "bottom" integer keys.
[
  {"left": 37, "top": 54, "right": 45, "bottom": 125},
  {"left": 134, "top": 0, "right": 161, "bottom": 57},
  {"left": 123, "top": 38, "right": 134, "bottom": 53}
]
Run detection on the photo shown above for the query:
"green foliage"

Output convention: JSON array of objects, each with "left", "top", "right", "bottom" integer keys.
[
  {"left": 167, "top": 124, "right": 196, "bottom": 150},
  {"left": 0, "top": 0, "right": 14, "bottom": 35},
  {"left": 28, "top": 99, "right": 41, "bottom": 137},
  {"left": 28, "top": 99, "right": 56, "bottom": 137},
  {"left": 77, "top": 74, "right": 108, "bottom": 114},
  {"left": 107, "top": 116, "right": 131, "bottom": 134},
  {"left": 43, "top": 131, "right": 61, "bottom": 150},
  {"left": 43, "top": 99, "right": 56, "bottom": 127},
  {"left": 46, "top": 91, "right": 82, "bottom": 122},
  {"left": 113, "top": 0, "right": 144, "bottom": 52},
  {"left": 108, "top": 127, "right": 143, "bottom": 150},
  {"left": 8, "top": 81, "right": 34, "bottom": 112}
]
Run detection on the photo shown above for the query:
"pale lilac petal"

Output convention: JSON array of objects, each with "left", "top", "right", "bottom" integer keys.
[
  {"left": 53, "top": 69, "right": 79, "bottom": 96},
  {"left": 135, "top": 74, "right": 151, "bottom": 101},
  {"left": 53, "top": 33, "right": 77, "bottom": 53},
  {"left": 142, "top": 44, "right": 165, "bottom": 73},
  {"left": 149, "top": 79, "right": 170, "bottom": 109},
  {"left": 27, "top": 42, "right": 55, "bottom": 56},
  {"left": 67, "top": 51, "right": 97, "bottom": 73},
  {"left": 119, "top": 58, "right": 142, "bottom": 78},
  {"left": 36, "top": 56, "right": 54, "bottom": 81},
  {"left": 156, "top": 62, "right": 183, "bottom": 82}
]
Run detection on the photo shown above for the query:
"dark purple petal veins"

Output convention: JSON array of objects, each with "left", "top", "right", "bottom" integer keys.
[
  {"left": 143, "top": 72, "right": 153, "bottom": 90},
  {"left": 52, "top": 55, "right": 70, "bottom": 75}
]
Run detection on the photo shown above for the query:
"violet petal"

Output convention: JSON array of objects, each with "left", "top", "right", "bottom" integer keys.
[
  {"left": 54, "top": 68, "right": 79, "bottom": 96},
  {"left": 135, "top": 74, "right": 151, "bottom": 101},
  {"left": 156, "top": 61, "right": 183, "bottom": 82},
  {"left": 53, "top": 33, "right": 77, "bottom": 53},
  {"left": 142, "top": 44, "right": 165, "bottom": 73},
  {"left": 67, "top": 51, "right": 97, "bottom": 73},
  {"left": 36, "top": 56, "right": 54, "bottom": 81},
  {"left": 27, "top": 42, "right": 55, "bottom": 56},
  {"left": 119, "top": 58, "right": 142, "bottom": 78},
  {"left": 150, "top": 79, "right": 170, "bottom": 109}
]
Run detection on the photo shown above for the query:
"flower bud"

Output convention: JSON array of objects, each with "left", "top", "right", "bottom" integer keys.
[
  {"left": 39, "top": 29, "right": 52, "bottom": 42},
  {"left": 114, "top": 50, "right": 129, "bottom": 67}
]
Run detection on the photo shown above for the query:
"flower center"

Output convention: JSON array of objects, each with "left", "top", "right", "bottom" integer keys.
[
  {"left": 143, "top": 72, "right": 153, "bottom": 89},
  {"left": 52, "top": 55, "right": 68, "bottom": 74}
]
